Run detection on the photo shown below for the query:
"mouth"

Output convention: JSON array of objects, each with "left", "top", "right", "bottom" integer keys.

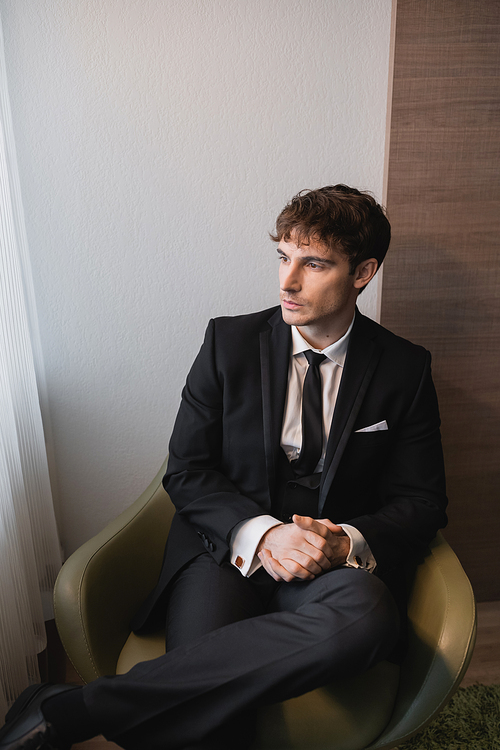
[{"left": 281, "top": 297, "right": 303, "bottom": 310}]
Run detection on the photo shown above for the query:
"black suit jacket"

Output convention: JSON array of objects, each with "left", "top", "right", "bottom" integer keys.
[{"left": 132, "top": 306, "right": 447, "bottom": 632}]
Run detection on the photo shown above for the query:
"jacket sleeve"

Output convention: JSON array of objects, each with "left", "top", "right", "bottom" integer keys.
[
  {"left": 164, "top": 319, "right": 266, "bottom": 564},
  {"left": 348, "top": 352, "right": 448, "bottom": 574}
]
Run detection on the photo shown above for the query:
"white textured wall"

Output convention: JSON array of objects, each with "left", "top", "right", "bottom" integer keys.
[{"left": 1, "top": 0, "right": 392, "bottom": 555}]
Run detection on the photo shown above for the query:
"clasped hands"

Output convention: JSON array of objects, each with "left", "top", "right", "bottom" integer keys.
[{"left": 256, "top": 515, "right": 350, "bottom": 582}]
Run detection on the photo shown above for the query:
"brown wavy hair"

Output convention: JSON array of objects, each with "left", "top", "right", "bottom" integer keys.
[{"left": 270, "top": 185, "right": 391, "bottom": 276}]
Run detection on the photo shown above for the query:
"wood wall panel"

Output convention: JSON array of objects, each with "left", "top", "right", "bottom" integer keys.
[{"left": 382, "top": 0, "right": 500, "bottom": 600}]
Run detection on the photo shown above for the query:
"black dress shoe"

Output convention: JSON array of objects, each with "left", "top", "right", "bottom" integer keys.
[{"left": 0, "top": 683, "right": 77, "bottom": 750}]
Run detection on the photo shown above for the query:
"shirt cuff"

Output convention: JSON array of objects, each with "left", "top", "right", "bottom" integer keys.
[
  {"left": 230, "top": 515, "right": 283, "bottom": 577},
  {"left": 339, "top": 524, "right": 377, "bottom": 573}
]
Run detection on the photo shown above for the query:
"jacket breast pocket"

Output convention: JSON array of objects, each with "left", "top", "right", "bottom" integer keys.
[{"left": 346, "top": 429, "right": 392, "bottom": 466}]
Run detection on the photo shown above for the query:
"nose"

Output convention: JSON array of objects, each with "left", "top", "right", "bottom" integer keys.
[{"left": 280, "top": 260, "right": 301, "bottom": 291}]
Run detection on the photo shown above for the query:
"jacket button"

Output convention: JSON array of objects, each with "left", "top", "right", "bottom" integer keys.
[{"left": 209, "top": 542, "right": 216, "bottom": 552}]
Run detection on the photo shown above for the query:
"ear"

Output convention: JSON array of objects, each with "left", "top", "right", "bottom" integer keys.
[{"left": 353, "top": 258, "right": 378, "bottom": 290}]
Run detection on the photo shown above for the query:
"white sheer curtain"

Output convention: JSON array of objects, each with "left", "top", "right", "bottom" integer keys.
[{"left": 0, "top": 18, "right": 63, "bottom": 722}]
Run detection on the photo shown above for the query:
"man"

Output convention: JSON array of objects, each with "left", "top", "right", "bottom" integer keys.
[{"left": 0, "top": 185, "right": 448, "bottom": 750}]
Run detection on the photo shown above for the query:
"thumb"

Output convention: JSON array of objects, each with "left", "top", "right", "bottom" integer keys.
[
  {"left": 258, "top": 548, "right": 273, "bottom": 561},
  {"left": 292, "top": 514, "right": 313, "bottom": 528}
]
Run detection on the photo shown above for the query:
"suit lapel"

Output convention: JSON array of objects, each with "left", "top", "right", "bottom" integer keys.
[
  {"left": 260, "top": 308, "right": 291, "bottom": 498},
  {"left": 319, "top": 310, "right": 382, "bottom": 513}
]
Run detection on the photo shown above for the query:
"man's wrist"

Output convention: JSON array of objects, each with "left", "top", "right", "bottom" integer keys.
[
  {"left": 230, "top": 516, "right": 282, "bottom": 576},
  {"left": 339, "top": 524, "right": 377, "bottom": 572},
  {"left": 256, "top": 523, "right": 282, "bottom": 555},
  {"left": 337, "top": 534, "right": 350, "bottom": 565}
]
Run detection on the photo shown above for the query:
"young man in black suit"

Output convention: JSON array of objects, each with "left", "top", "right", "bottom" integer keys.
[{"left": 0, "top": 186, "right": 448, "bottom": 750}]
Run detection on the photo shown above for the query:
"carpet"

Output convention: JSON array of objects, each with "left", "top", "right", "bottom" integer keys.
[{"left": 397, "top": 684, "right": 500, "bottom": 749}]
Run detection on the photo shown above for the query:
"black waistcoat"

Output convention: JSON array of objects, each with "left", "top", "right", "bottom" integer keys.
[{"left": 272, "top": 449, "right": 322, "bottom": 522}]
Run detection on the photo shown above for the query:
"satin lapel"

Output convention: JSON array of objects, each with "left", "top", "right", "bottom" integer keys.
[
  {"left": 319, "top": 312, "right": 382, "bottom": 514},
  {"left": 260, "top": 309, "right": 291, "bottom": 499}
]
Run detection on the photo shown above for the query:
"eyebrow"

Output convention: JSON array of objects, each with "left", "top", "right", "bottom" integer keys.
[{"left": 276, "top": 248, "right": 335, "bottom": 266}]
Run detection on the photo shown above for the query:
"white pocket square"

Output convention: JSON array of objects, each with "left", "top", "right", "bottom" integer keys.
[{"left": 355, "top": 420, "right": 388, "bottom": 433}]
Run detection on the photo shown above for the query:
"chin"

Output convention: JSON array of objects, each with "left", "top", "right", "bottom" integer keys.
[
  {"left": 282, "top": 312, "right": 313, "bottom": 329},
  {"left": 281, "top": 308, "right": 303, "bottom": 325}
]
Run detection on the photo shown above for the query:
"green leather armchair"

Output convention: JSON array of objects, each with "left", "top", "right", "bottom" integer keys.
[{"left": 54, "top": 460, "right": 476, "bottom": 750}]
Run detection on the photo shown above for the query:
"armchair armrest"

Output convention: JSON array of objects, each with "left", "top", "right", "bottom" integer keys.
[
  {"left": 368, "top": 532, "right": 476, "bottom": 748},
  {"left": 54, "top": 460, "right": 174, "bottom": 683}
]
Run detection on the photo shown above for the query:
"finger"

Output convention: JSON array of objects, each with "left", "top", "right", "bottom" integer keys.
[
  {"left": 259, "top": 549, "right": 313, "bottom": 582},
  {"left": 322, "top": 534, "right": 351, "bottom": 567},
  {"left": 286, "top": 539, "right": 332, "bottom": 571},
  {"left": 293, "top": 515, "right": 345, "bottom": 557},
  {"left": 285, "top": 548, "right": 324, "bottom": 575},
  {"left": 258, "top": 550, "right": 295, "bottom": 582},
  {"left": 301, "top": 543, "right": 333, "bottom": 571},
  {"left": 292, "top": 516, "right": 337, "bottom": 559},
  {"left": 279, "top": 556, "right": 316, "bottom": 581},
  {"left": 258, "top": 549, "right": 281, "bottom": 581},
  {"left": 262, "top": 518, "right": 328, "bottom": 557},
  {"left": 315, "top": 518, "right": 347, "bottom": 535},
  {"left": 270, "top": 520, "right": 331, "bottom": 570},
  {"left": 293, "top": 514, "right": 332, "bottom": 539},
  {"left": 291, "top": 514, "right": 315, "bottom": 530}
]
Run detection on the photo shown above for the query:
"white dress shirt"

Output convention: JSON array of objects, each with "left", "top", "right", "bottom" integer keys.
[{"left": 230, "top": 319, "right": 376, "bottom": 577}]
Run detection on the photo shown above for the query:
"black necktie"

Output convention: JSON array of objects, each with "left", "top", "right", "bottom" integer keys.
[{"left": 293, "top": 350, "right": 326, "bottom": 477}]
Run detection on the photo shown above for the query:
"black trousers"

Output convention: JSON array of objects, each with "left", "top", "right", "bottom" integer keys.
[{"left": 82, "top": 553, "right": 399, "bottom": 750}]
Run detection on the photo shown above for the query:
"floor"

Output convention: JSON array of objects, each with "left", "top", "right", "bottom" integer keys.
[{"left": 70, "top": 600, "right": 500, "bottom": 749}]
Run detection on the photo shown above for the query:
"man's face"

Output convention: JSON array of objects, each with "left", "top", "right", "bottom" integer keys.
[{"left": 278, "top": 235, "right": 360, "bottom": 332}]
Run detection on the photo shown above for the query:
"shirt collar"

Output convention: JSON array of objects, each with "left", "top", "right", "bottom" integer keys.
[{"left": 291, "top": 315, "right": 354, "bottom": 367}]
